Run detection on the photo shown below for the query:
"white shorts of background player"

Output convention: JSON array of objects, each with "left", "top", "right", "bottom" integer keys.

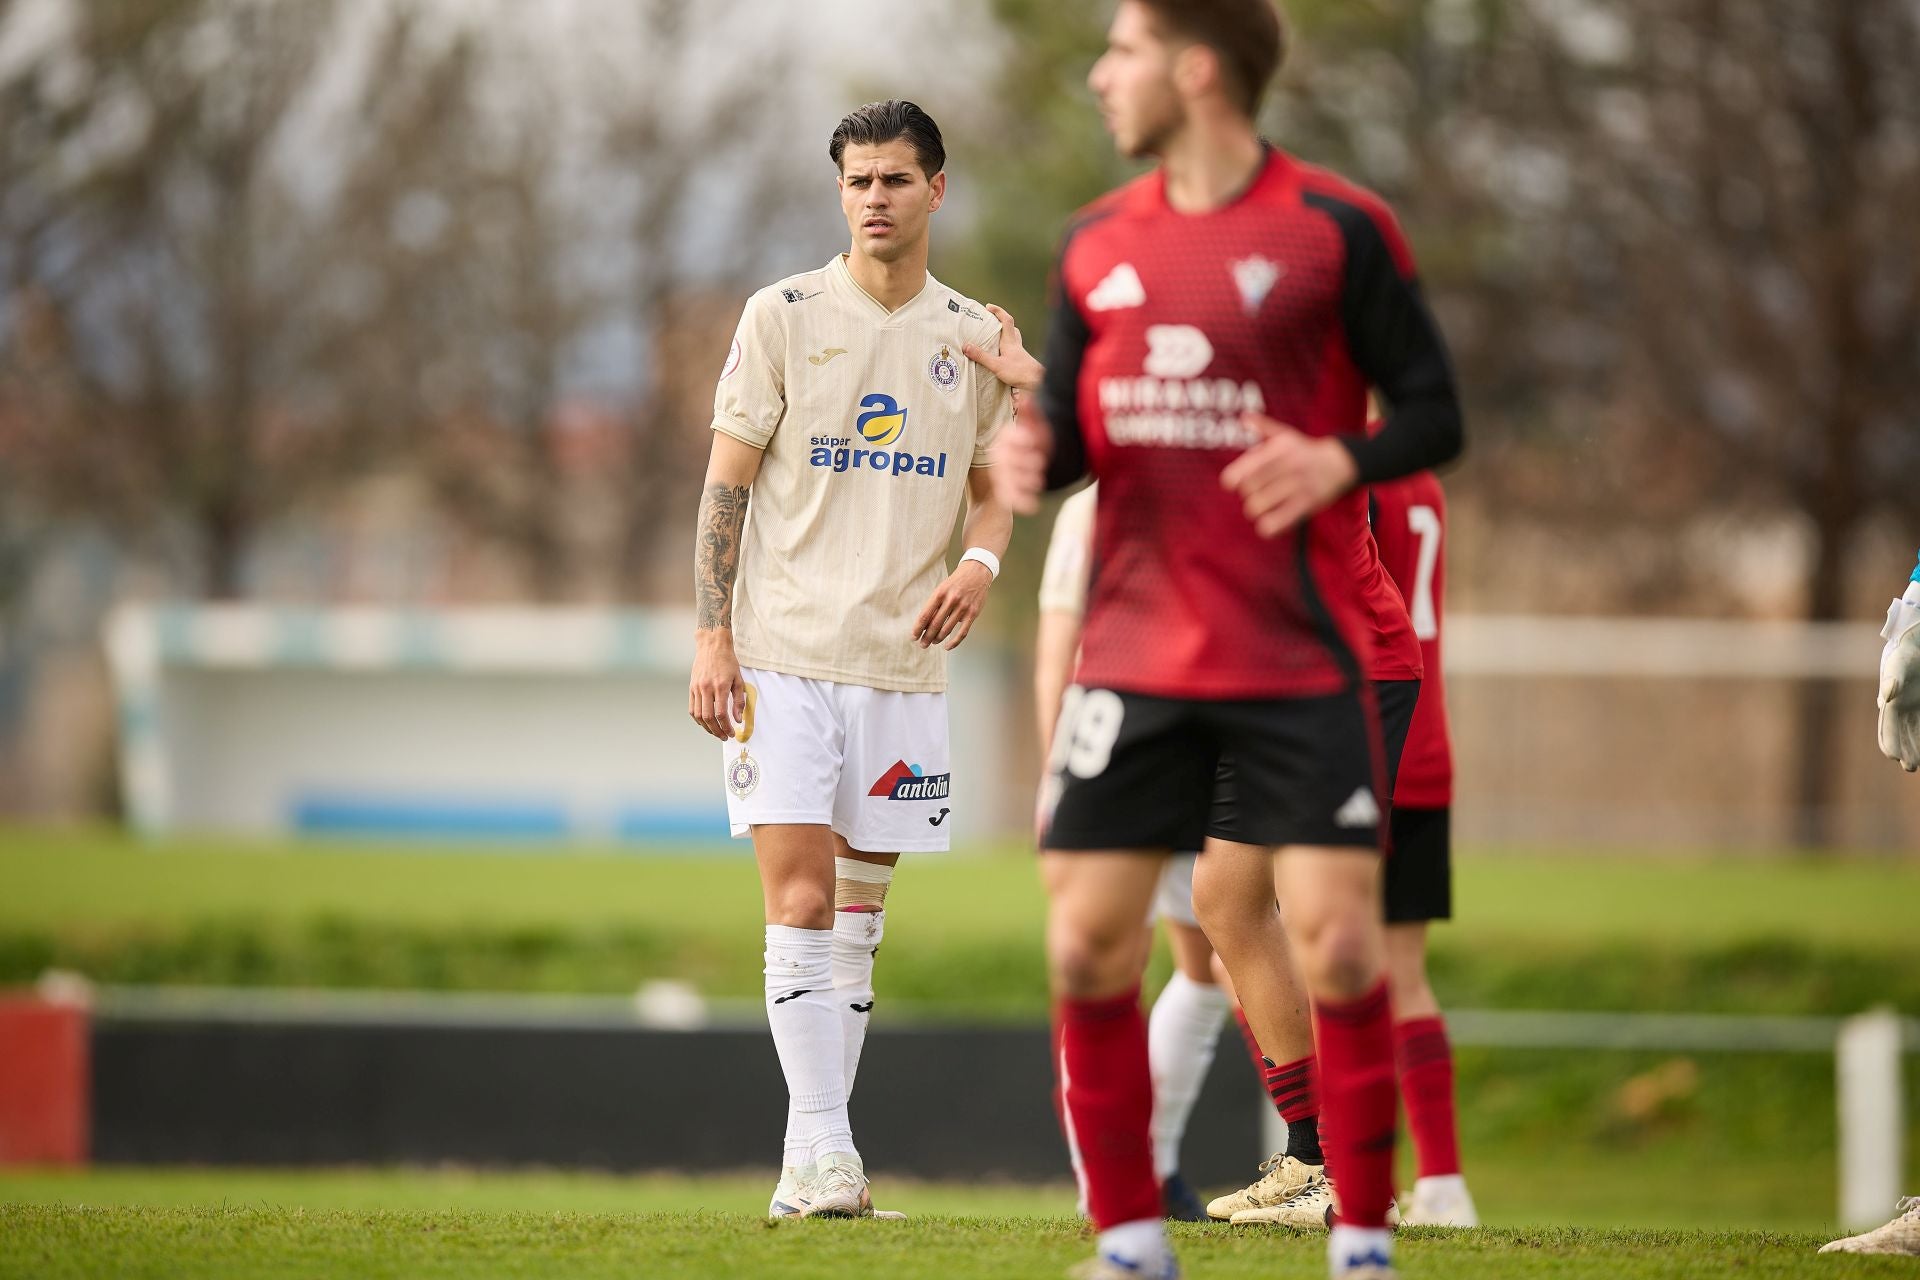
[{"left": 723, "top": 666, "right": 954, "bottom": 853}]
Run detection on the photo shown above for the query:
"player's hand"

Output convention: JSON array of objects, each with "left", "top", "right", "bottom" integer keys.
[
  {"left": 990, "top": 402, "right": 1051, "bottom": 515},
  {"left": 912, "top": 561, "right": 993, "bottom": 650},
  {"left": 962, "top": 304, "right": 1044, "bottom": 395},
  {"left": 689, "top": 633, "right": 747, "bottom": 740},
  {"left": 1220, "top": 414, "right": 1360, "bottom": 538},
  {"left": 1878, "top": 604, "right": 1920, "bottom": 771}
]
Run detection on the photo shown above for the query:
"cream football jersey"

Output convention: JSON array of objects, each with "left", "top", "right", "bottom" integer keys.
[
  {"left": 1037, "top": 483, "right": 1097, "bottom": 617},
  {"left": 712, "top": 254, "right": 1013, "bottom": 693}
]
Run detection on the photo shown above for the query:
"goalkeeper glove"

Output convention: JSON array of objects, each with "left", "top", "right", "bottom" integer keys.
[{"left": 1878, "top": 583, "right": 1920, "bottom": 771}]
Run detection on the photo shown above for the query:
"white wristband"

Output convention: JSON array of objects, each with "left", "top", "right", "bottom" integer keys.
[
  {"left": 960, "top": 547, "right": 1001, "bottom": 580},
  {"left": 1885, "top": 587, "right": 1920, "bottom": 642}
]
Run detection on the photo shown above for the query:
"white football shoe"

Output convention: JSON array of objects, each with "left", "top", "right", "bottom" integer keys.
[
  {"left": 1231, "top": 1167, "right": 1333, "bottom": 1228},
  {"left": 767, "top": 1163, "right": 814, "bottom": 1219},
  {"left": 801, "top": 1151, "right": 873, "bottom": 1218},
  {"left": 1206, "top": 1153, "right": 1321, "bottom": 1220},
  {"left": 1400, "top": 1174, "right": 1479, "bottom": 1227},
  {"left": 1820, "top": 1196, "right": 1920, "bottom": 1254}
]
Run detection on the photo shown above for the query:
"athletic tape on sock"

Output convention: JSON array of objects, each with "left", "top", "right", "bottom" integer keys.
[{"left": 834, "top": 856, "right": 894, "bottom": 910}]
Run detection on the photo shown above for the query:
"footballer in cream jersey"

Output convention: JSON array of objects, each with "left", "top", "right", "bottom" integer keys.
[{"left": 686, "top": 100, "right": 1012, "bottom": 1222}]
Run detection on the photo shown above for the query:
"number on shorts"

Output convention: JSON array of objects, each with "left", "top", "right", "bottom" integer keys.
[{"left": 1052, "top": 686, "right": 1125, "bottom": 779}]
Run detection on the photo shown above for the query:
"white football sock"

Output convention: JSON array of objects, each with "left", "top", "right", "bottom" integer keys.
[
  {"left": 1147, "top": 970, "right": 1232, "bottom": 1178},
  {"left": 1097, "top": 1218, "right": 1170, "bottom": 1270},
  {"left": 832, "top": 907, "right": 885, "bottom": 1095},
  {"left": 1329, "top": 1224, "right": 1394, "bottom": 1273},
  {"left": 764, "top": 925, "right": 854, "bottom": 1164}
]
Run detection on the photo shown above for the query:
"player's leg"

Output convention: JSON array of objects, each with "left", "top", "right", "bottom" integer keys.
[
  {"left": 754, "top": 821, "right": 863, "bottom": 1216},
  {"left": 1146, "top": 855, "right": 1230, "bottom": 1220},
  {"left": 1191, "top": 836, "right": 1327, "bottom": 1223},
  {"left": 1384, "top": 805, "right": 1476, "bottom": 1227},
  {"left": 1214, "top": 690, "right": 1399, "bottom": 1274},
  {"left": 1047, "top": 849, "right": 1173, "bottom": 1271},
  {"left": 809, "top": 679, "right": 953, "bottom": 1217},
  {"left": 1044, "top": 687, "right": 1214, "bottom": 1279},
  {"left": 722, "top": 669, "right": 855, "bottom": 1217},
  {"left": 1277, "top": 848, "right": 1397, "bottom": 1259}
]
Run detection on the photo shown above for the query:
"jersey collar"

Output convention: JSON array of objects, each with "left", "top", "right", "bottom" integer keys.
[{"left": 830, "top": 253, "right": 934, "bottom": 323}]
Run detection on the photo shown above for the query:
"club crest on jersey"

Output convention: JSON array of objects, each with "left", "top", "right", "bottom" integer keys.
[
  {"left": 869, "top": 759, "right": 951, "bottom": 801},
  {"left": 928, "top": 345, "right": 960, "bottom": 393},
  {"left": 728, "top": 749, "right": 761, "bottom": 798},
  {"left": 720, "top": 338, "right": 742, "bottom": 380},
  {"left": 855, "top": 393, "right": 908, "bottom": 446},
  {"left": 1230, "top": 255, "right": 1285, "bottom": 314}
]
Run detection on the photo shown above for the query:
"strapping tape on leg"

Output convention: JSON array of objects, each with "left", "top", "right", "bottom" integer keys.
[{"left": 834, "top": 856, "right": 894, "bottom": 911}]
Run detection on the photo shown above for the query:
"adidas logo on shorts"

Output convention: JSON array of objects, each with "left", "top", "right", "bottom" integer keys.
[{"left": 1334, "top": 787, "right": 1381, "bottom": 829}]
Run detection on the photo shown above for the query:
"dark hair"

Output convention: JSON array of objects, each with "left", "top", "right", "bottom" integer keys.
[
  {"left": 828, "top": 100, "right": 946, "bottom": 177},
  {"left": 1133, "top": 0, "right": 1286, "bottom": 118}
]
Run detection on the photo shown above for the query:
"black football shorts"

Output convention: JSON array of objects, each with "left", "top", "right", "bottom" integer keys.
[
  {"left": 1043, "top": 682, "right": 1408, "bottom": 853},
  {"left": 1384, "top": 805, "right": 1452, "bottom": 922},
  {"left": 1207, "top": 678, "right": 1421, "bottom": 847}
]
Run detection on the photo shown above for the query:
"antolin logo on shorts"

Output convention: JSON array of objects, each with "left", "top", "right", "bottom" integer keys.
[
  {"left": 869, "top": 759, "right": 951, "bottom": 801},
  {"left": 808, "top": 392, "right": 950, "bottom": 478}
]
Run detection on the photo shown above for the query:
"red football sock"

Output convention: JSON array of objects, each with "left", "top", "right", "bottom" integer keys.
[
  {"left": 1313, "top": 981, "right": 1398, "bottom": 1229},
  {"left": 1395, "top": 1015, "right": 1462, "bottom": 1178},
  {"left": 1232, "top": 1005, "right": 1269, "bottom": 1077},
  {"left": 1055, "top": 988, "right": 1160, "bottom": 1230}
]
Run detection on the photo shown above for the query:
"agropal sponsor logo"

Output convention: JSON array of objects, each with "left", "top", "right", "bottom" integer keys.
[
  {"left": 869, "top": 759, "right": 951, "bottom": 801},
  {"left": 808, "top": 391, "right": 950, "bottom": 478},
  {"left": 1099, "top": 326, "right": 1266, "bottom": 450}
]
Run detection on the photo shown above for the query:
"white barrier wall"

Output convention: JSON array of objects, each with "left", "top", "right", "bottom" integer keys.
[{"left": 104, "top": 606, "right": 1016, "bottom": 846}]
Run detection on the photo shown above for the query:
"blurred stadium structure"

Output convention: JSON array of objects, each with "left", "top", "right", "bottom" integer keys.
[
  {"left": 102, "top": 603, "right": 1016, "bottom": 841},
  {"left": 102, "top": 604, "right": 1920, "bottom": 848}
]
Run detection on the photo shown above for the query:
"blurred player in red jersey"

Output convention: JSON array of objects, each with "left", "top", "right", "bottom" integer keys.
[
  {"left": 1368, "top": 454, "right": 1477, "bottom": 1227},
  {"left": 968, "top": 2, "right": 1463, "bottom": 1275}
]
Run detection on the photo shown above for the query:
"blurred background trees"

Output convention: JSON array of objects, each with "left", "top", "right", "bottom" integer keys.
[{"left": 3, "top": 0, "right": 1918, "bottom": 840}]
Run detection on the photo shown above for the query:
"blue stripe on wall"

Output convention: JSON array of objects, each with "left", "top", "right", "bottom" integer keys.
[
  {"left": 291, "top": 795, "right": 570, "bottom": 839},
  {"left": 287, "top": 794, "right": 735, "bottom": 844}
]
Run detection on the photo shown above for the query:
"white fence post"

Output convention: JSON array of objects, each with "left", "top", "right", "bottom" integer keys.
[{"left": 1836, "top": 1009, "right": 1906, "bottom": 1231}]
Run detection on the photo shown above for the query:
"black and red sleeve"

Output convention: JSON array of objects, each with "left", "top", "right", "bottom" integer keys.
[
  {"left": 1303, "top": 191, "right": 1465, "bottom": 484},
  {"left": 1037, "top": 232, "right": 1097, "bottom": 492}
]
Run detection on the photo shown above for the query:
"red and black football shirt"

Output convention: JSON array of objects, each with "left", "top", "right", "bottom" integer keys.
[
  {"left": 1038, "top": 146, "right": 1462, "bottom": 701},
  {"left": 1371, "top": 469, "right": 1453, "bottom": 807}
]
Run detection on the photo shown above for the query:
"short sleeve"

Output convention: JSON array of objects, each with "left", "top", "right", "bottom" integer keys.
[
  {"left": 712, "top": 290, "right": 787, "bottom": 449},
  {"left": 1037, "top": 485, "right": 1097, "bottom": 615},
  {"left": 970, "top": 317, "right": 1013, "bottom": 467}
]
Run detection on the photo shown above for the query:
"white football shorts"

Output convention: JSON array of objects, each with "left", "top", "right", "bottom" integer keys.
[
  {"left": 1152, "top": 852, "right": 1200, "bottom": 928},
  {"left": 721, "top": 666, "right": 955, "bottom": 853}
]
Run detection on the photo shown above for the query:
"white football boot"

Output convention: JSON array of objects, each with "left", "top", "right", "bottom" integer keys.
[
  {"left": 767, "top": 1163, "right": 815, "bottom": 1219},
  {"left": 801, "top": 1151, "right": 873, "bottom": 1218},
  {"left": 1231, "top": 1166, "right": 1333, "bottom": 1228},
  {"left": 1205, "top": 1152, "right": 1321, "bottom": 1220},
  {"left": 1400, "top": 1174, "right": 1479, "bottom": 1227},
  {"left": 1820, "top": 1196, "right": 1920, "bottom": 1255}
]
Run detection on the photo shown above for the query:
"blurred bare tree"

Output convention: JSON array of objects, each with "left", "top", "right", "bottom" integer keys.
[
  {"left": 1439, "top": 0, "right": 1920, "bottom": 844},
  {"left": 0, "top": 0, "right": 482, "bottom": 598},
  {"left": 411, "top": 1, "right": 814, "bottom": 603}
]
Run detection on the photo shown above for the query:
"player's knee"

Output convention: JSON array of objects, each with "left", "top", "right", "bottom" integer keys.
[
  {"left": 1048, "top": 921, "right": 1139, "bottom": 999},
  {"left": 767, "top": 882, "right": 834, "bottom": 930},
  {"left": 1296, "top": 914, "right": 1382, "bottom": 1000}
]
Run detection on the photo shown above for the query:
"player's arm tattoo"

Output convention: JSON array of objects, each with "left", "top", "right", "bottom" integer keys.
[{"left": 695, "top": 483, "right": 751, "bottom": 630}]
